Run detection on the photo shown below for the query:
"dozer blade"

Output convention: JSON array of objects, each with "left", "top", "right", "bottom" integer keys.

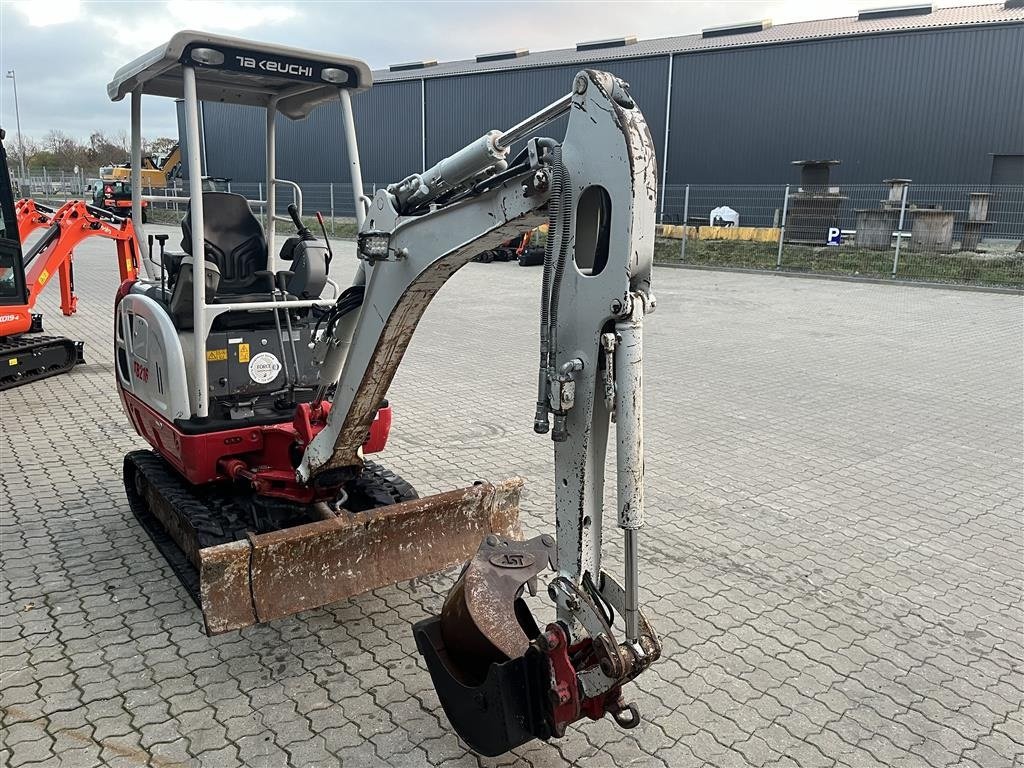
[
  {"left": 203, "top": 481, "right": 523, "bottom": 633},
  {"left": 124, "top": 451, "right": 523, "bottom": 635}
]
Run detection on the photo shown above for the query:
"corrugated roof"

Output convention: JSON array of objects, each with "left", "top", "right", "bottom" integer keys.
[{"left": 373, "top": 3, "right": 1024, "bottom": 83}]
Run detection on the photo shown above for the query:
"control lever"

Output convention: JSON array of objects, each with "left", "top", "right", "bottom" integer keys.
[
  {"left": 153, "top": 234, "right": 170, "bottom": 296},
  {"left": 315, "top": 212, "right": 334, "bottom": 267},
  {"left": 287, "top": 204, "right": 313, "bottom": 241},
  {"left": 255, "top": 269, "right": 293, "bottom": 390},
  {"left": 275, "top": 270, "right": 302, "bottom": 383}
]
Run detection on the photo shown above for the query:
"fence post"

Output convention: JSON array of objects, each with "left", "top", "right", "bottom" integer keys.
[
  {"left": 679, "top": 184, "right": 690, "bottom": 262},
  {"left": 891, "top": 182, "right": 910, "bottom": 277},
  {"left": 329, "top": 182, "right": 335, "bottom": 234},
  {"left": 776, "top": 184, "right": 790, "bottom": 268}
]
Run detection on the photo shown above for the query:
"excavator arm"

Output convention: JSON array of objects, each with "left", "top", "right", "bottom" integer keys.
[
  {"left": 1, "top": 183, "right": 142, "bottom": 390},
  {"left": 15, "top": 198, "right": 55, "bottom": 242},
  {"left": 298, "top": 69, "right": 661, "bottom": 752},
  {"left": 19, "top": 200, "right": 140, "bottom": 318}
]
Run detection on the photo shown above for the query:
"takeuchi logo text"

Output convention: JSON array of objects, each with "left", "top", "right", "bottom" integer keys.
[{"left": 235, "top": 56, "right": 313, "bottom": 77}]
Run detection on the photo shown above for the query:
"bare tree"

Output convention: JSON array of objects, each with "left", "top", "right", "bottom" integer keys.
[{"left": 8, "top": 129, "right": 175, "bottom": 172}]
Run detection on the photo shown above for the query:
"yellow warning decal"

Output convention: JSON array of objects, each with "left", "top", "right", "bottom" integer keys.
[
  {"left": 238, "top": 343, "right": 250, "bottom": 363},
  {"left": 39, "top": 269, "right": 49, "bottom": 285},
  {"left": 8, "top": 358, "right": 18, "bottom": 366},
  {"left": 207, "top": 348, "right": 228, "bottom": 362}
]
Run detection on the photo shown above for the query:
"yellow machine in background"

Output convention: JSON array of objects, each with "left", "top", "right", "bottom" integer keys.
[{"left": 100, "top": 144, "right": 180, "bottom": 188}]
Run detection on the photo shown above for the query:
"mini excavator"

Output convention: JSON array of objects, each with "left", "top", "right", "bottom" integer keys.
[
  {"left": 108, "top": 31, "right": 661, "bottom": 755},
  {"left": 0, "top": 132, "right": 141, "bottom": 391}
]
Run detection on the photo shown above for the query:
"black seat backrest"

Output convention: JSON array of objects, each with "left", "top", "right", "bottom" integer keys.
[{"left": 181, "top": 192, "right": 267, "bottom": 295}]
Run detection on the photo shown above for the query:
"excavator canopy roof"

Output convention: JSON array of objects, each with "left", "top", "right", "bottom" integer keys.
[{"left": 107, "top": 30, "right": 372, "bottom": 119}]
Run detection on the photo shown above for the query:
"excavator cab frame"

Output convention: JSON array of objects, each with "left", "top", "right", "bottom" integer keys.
[
  {"left": 108, "top": 30, "right": 372, "bottom": 415},
  {"left": 0, "top": 133, "right": 30, "bottom": 313}
]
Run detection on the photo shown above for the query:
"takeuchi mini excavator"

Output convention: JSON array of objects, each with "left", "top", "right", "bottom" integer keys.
[
  {"left": 107, "top": 31, "right": 661, "bottom": 755},
  {"left": 0, "top": 131, "right": 141, "bottom": 391}
]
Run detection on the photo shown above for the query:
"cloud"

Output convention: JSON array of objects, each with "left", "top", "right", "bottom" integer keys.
[
  {"left": 0, "top": 0, "right": 994, "bottom": 144},
  {"left": 7, "top": 0, "right": 83, "bottom": 27},
  {"left": 167, "top": 0, "right": 298, "bottom": 29}
]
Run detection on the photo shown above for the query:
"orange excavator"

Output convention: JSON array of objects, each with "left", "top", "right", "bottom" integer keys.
[{"left": 1, "top": 130, "right": 142, "bottom": 390}]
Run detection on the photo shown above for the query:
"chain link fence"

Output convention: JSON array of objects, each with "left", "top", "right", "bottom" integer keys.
[{"left": 659, "top": 182, "right": 1024, "bottom": 288}]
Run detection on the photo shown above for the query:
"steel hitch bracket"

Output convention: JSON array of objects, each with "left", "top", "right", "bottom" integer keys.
[{"left": 413, "top": 535, "right": 661, "bottom": 756}]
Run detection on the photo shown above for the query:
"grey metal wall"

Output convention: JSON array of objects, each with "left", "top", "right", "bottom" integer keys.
[
  {"left": 422, "top": 56, "right": 669, "bottom": 167},
  {"left": 188, "top": 22, "right": 1023, "bottom": 188},
  {"left": 666, "top": 24, "right": 1024, "bottom": 185},
  {"left": 184, "top": 80, "right": 422, "bottom": 185}
]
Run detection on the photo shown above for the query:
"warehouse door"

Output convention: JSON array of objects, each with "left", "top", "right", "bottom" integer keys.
[
  {"left": 991, "top": 155, "right": 1024, "bottom": 185},
  {"left": 989, "top": 155, "right": 1024, "bottom": 240}
]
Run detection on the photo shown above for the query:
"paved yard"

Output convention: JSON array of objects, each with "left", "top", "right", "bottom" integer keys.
[{"left": 1, "top": 228, "right": 1022, "bottom": 767}]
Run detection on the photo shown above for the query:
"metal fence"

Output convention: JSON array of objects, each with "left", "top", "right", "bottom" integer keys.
[
  {"left": 659, "top": 183, "right": 1024, "bottom": 288},
  {"left": 139, "top": 181, "right": 380, "bottom": 234},
  {"left": 18, "top": 172, "right": 1023, "bottom": 288},
  {"left": 12, "top": 169, "right": 90, "bottom": 199}
]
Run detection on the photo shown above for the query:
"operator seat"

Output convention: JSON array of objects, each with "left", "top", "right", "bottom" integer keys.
[
  {"left": 168, "top": 192, "right": 269, "bottom": 328},
  {"left": 180, "top": 192, "right": 267, "bottom": 295},
  {"left": 167, "top": 192, "right": 329, "bottom": 329}
]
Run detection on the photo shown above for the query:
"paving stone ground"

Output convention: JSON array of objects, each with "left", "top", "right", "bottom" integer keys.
[{"left": 1, "top": 226, "right": 1022, "bottom": 767}]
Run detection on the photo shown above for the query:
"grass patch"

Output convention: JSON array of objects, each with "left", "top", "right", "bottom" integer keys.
[{"left": 654, "top": 237, "right": 1024, "bottom": 288}]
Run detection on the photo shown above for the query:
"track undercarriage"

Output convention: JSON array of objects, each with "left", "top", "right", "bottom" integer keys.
[
  {"left": 0, "top": 332, "right": 84, "bottom": 392},
  {"left": 123, "top": 450, "right": 523, "bottom": 634}
]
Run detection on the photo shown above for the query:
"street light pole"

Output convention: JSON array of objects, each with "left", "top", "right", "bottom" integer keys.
[{"left": 5, "top": 69, "right": 28, "bottom": 184}]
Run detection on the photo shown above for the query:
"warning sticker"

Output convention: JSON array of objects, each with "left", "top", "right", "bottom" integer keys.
[
  {"left": 207, "top": 348, "right": 227, "bottom": 362},
  {"left": 248, "top": 352, "right": 282, "bottom": 384},
  {"left": 39, "top": 269, "right": 49, "bottom": 285},
  {"left": 8, "top": 358, "right": 18, "bottom": 366},
  {"left": 238, "top": 343, "right": 250, "bottom": 363}
]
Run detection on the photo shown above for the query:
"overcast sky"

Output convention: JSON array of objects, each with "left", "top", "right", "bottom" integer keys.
[{"left": 0, "top": 0, "right": 989, "bottom": 143}]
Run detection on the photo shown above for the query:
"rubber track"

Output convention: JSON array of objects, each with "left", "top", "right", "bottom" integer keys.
[
  {"left": 0, "top": 335, "right": 82, "bottom": 391},
  {"left": 124, "top": 450, "right": 251, "bottom": 606},
  {"left": 347, "top": 460, "right": 420, "bottom": 511}
]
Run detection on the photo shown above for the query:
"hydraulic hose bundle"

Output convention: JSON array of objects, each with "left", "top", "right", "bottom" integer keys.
[{"left": 534, "top": 146, "right": 573, "bottom": 435}]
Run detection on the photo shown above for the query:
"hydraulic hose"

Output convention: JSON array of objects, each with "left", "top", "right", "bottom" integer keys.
[
  {"left": 535, "top": 147, "right": 565, "bottom": 433},
  {"left": 547, "top": 153, "right": 574, "bottom": 399}
]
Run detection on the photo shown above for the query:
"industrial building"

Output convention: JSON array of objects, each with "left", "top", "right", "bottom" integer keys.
[{"left": 181, "top": 2, "right": 1024, "bottom": 218}]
